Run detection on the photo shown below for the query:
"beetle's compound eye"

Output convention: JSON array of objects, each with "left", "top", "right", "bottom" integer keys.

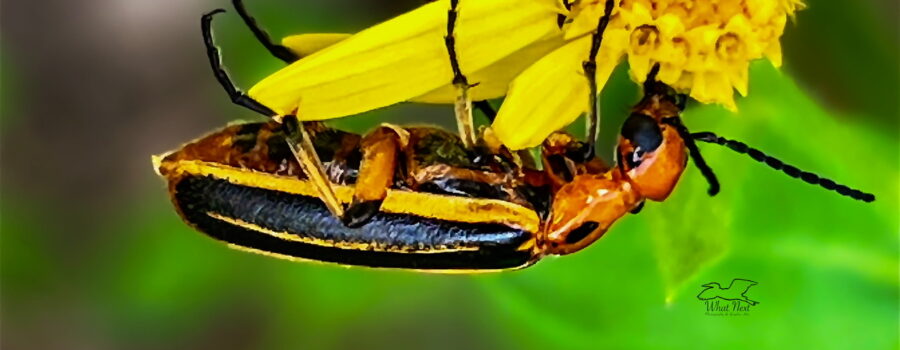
[
  {"left": 616, "top": 113, "right": 687, "bottom": 202},
  {"left": 620, "top": 113, "right": 663, "bottom": 168}
]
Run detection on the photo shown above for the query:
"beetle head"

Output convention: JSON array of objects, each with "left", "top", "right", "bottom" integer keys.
[{"left": 616, "top": 100, "right": 687, "bottom": 201}]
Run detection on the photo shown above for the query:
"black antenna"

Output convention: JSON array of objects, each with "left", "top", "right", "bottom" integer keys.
[
  {"left": 663, "top": 118, "right": 720, "bottom": 196},
  {"left": 692, "top": 132, "right": 875, "bottom": 202}
]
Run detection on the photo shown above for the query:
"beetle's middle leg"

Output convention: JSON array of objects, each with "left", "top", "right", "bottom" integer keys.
[
  {"left": 445, "top": 0, "right": 478, "bottom": 149},
  {"left": 342, "top": 126, "right": 405, "bottom": 227}
]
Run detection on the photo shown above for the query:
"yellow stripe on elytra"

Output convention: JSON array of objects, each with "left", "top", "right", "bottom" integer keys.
[
  {"left": 167, "top": 160, "right": 541, "bottom": 233},
  {"left": 208, "top": 212, "right": 480, "bottom": 254}
]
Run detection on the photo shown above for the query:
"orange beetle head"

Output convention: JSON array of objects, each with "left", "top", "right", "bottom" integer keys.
[
  {"left": 616, "top": 100, "right": 687, "bottom": 201},
  {"left": 542, "top": 174, "right": 640, "bottom": 255}
]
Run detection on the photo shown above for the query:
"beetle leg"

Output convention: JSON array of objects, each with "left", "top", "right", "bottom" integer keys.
[
  {"left": 232, "top": 0, "right": 299, "bottom": 63},
  {"left": 204, "top": 10, "right": 344, "bottom": 216},
  {"left": 473, "top": 100, "right": 496, "bottom": 123},
  {"left": 580, "top": 0, "right": 615, "bottom": 160},
  {"left": 282, "top": 116, "right": 346, "bottom": 218},
  {"left": 445, "top": 0, "right": 478, "bottom": 148},
  {"left": 202, "top": 9, "right": 279, "bottom": 117},
  {"left": 342, "top": 126, "right": 404, "bottom": 227}
]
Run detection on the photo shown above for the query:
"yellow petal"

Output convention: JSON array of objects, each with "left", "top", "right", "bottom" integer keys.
[
  {"left": 657, "top": 63, "right": 683, "bottom": 85},
  {"left": 629, "top": 2, "right": 654, "bottom": 25},
  {"left": 746, "top": 0, "right": 778, "bottom": 25},
  {"left": 764, "top": 40, "right": 783, "bottom": 67},
  {"left": 492, "top": 33, "right": 625, "bottom": 150},
  {"left": 691, "top": 72, "right": 737, "bottom": 111},
  {"left": 728, "top": 63, "right": 750, "bottom": 97},
  {"left": 412, "top": 35, "right": 565, "bottom": 103},
  {"left": 566, "top": 2, "right": 608, "bottom": 40},
  {"left": 249, "top": 0, "right": 561, "bottom": 119},
  {"left": 280, "top": 33, "right": 352, "bottom": 57},
  {"left": 628, "top": 54, "right": 653, "bottom": 83},
  {"left": 655, "top": 13, "right": 685, "bottom": 40}
]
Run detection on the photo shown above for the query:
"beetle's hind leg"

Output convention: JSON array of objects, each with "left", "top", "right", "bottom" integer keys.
[
  {"left": 232, "top": 0, "right": 299, "bottom": 63},
  {"left": 202, "top": 10, "right": 344, "bottom": 218},
  {"left": 203, "top": 9, "right": 277, "bottom": 116},
  {"left": 342, "top": 126, "right": 406, "bottom": 227},
  {"left": 445, "top": 0, "right": 478, "bottom": 149}
]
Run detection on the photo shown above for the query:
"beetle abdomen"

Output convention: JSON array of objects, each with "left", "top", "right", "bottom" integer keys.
[{"left": 172, "top": 174, "right": 536, "bottom": 270}]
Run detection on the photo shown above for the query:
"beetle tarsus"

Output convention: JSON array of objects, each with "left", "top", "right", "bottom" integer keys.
[{"left": 342, "top": 200, "right": 384, "bottom": 228}]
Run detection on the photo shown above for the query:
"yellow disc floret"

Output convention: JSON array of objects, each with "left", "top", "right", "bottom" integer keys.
[{"left": 569, "top": 0, "right": 804, "bottom": 110}]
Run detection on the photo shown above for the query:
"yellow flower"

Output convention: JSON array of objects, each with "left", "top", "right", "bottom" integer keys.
[
  {"left": 247, "top": 0, "right": 803, "bottom": 149},
  {"left": 496, "top": 0, "right": 804, "bottom": 148}
]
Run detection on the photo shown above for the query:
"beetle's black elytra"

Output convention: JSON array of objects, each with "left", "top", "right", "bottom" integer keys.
[{"left": 173, "top": 175, "right": 535, "bottom": 270}]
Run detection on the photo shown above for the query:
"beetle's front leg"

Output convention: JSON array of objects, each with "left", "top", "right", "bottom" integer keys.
[
  {"left": 581, "top": 0, "right": 615, "bottom": 160},
  {"left": 445, "top": 0, "right": 477, "bottom": 148},
  {"left": 281, "top": 115, "right": 346, "bottom": 218},
  {"left": 342, "top": 126, "right": 405, "bottom": 227}
]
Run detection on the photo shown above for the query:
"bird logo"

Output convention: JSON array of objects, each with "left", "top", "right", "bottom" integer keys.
[{"left": 697, "top": 278, "right": 759, "bottom": 306}]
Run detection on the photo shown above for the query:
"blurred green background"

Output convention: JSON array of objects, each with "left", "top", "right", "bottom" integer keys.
[{"left": 1, "top": 1, "right": 897, "bottom": 349}]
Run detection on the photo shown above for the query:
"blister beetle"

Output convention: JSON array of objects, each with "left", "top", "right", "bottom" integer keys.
[
  {"left": 155, "top": 61, "right": 874, "bottom": 270},
  {"left": 155, "top": 6, "right": 874, "bottom": 271}
]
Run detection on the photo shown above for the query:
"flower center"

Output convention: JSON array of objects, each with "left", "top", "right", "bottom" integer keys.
[
  {"left": 715, "top": 33, "right": 746, "bottom": 62},
  {"left": 630, "top": 25, "right": 660, "bottom": 55}
]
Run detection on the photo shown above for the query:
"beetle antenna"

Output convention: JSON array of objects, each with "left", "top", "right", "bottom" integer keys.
[
  {"left": 693, "top": 132, "right": 875, "bottom": 202},
  {"left": 663, "top": 117, "right": 720, "bottom": 196},
  {"left": 201, "top": 9, "right": 277, "bottom": 117}
]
